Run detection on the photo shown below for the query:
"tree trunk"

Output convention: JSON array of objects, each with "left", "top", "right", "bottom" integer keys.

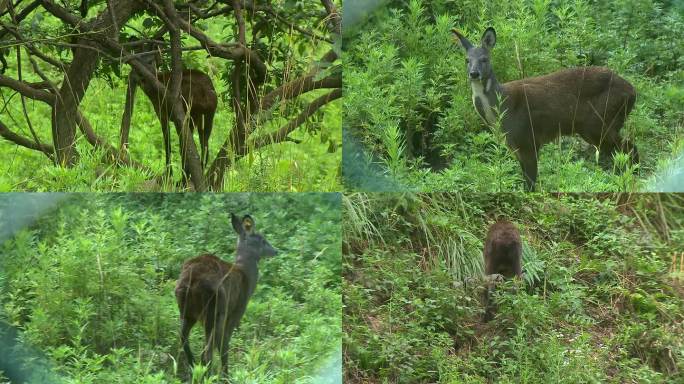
[{"left": 51, "top": 0, "right": 143, "bottom": 166}]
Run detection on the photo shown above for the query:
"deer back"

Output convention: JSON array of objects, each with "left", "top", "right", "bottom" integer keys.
[
  {"left": 483, "top": 220, "right": 522, "bottom": 278},
  {"left": 501, "top": 66, "right": 636, "bottom": 148},
  {"left": 157, "top": 69, "right": 218, "bottom": 114},
  {"left": 139, "top": 69, "right": 217, "bottom": 118},
  {"left": 175, "top": 254, "right": 249, "bottom": 322}
]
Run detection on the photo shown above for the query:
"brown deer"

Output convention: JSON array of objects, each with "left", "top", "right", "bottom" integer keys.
[
  {"left": 139, "top": 68, "right": 218, "bottom": 171},
  {"left": 482, "top": 220, "right": 522, "bottom": 322},
  {"left": 453, "top": 27, "right": 638, "bottom": 191},
  {"left": 175, "top": 213, "right": 278, "bottom": 375}
]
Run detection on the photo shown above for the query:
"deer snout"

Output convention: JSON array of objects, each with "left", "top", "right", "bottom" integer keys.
[
  {"left": 265, "top": 246, "right": 279, "bottom": 257},
  {"left": 469, "top": 71, "right": 480, "bottom": 79}
]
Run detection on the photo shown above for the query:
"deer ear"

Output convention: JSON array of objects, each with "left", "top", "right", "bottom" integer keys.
[
  {"left": 231, "top": 213, "right": 243, "bottom": 235},
  {"left": 481, "top": 27, "right": 496, "bottom": 50},
  {"left": 452, "top": 28, "right": 472, "bottom": 51},
  {"left": 241, "top": 215, "right": 255, "bottom": 234}
]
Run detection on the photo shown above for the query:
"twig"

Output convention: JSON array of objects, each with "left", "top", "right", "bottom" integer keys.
[{"left": 252, "top": 88, "right": 341, "bottom": 148}]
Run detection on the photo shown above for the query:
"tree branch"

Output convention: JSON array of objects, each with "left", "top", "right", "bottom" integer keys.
[
  {"left": 39, "top": 0, "right": 81, "bottom": 27},
  {"left": 320, "top": 0, "right": 341, "bottom": 36},
  {"left": 161, "top": 0, "right": 206, "bottom": 191},
  {"left": 0, "top": 0, "right": 40, "bottom": 40},
  {"left": 260, "top": 73, "right": 341, "bottom": 111},
  {"left": 0, "top": 118, "right": 54, "bottom": 159},
  {"left": 170, "top": 11, "right": 267, "bottom": 81},
  {"left": 252, "top": 88, "right": 342, "bottom": 149},
  {"left": 0, "top": 74, "right": 55, "bottom": 104},
  {"left": 261, "top": 5, "right": 332, "bottom": 43}
]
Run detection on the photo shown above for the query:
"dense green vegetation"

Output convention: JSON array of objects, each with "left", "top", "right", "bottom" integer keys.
[
  {"left": 344, "top": 0, "right": 684, "bottom": 191},
  {"left": 0, "top": 193, "right": 341, "bottom": 383},
  {"left": 0, "top": 1, "right": 341, "bottom": 192},
  {"left": 343, "top": 193, "right": 684, "bottom": 383}
]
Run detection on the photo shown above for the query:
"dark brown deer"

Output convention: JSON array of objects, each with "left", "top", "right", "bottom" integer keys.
[
  {"left": 482, "top": 220, "right": 522, "bottom": 322},
  {"left": 453, "top": 27, "right": 638, "bottom": 191},
  {"left": 175, "top": 213, "right": 278, "bottom": 375},
  {"left": 139, "top": 69, "right": 218, "bottom": 171}
]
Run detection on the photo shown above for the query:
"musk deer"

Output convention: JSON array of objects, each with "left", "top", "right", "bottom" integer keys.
[
  {"left": 453, "top": 27, "right": 638, "bottom": 191},
  {"left": 482, "top": 220, "right": 522, "bottom": 322},
  {"left": 139, "top": 68, "right": 218, "bottom": 171},
  {"left": 175, "top": 213, "right": 278, "bottom": 375}
]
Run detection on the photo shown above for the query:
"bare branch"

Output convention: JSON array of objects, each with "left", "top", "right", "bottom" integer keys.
[
  {"left": 232, "top": 0, "right": 246, "bottom": 45},
  {"left": 252, "top": 88, "right": 342, "bottom": 149},
  {"left": 39, "top": 0, "right": 81, "bottom": 27},
  {"left": 11, "top": 7, "right": 46, "bottom": 155},
  {"left": 170, "top": 11, "right": 267, "bottom": 80},
  {"left": 260, "top": 73, "right": 341, "bottom": 111},
  {"left": 157, "top": 0, "right": 207, "bottom": 190},
  {"left": 0, "top": 74, "right": 55, "bottom": 103},
  {"left": 262, "top": 5, "right": 332, "bottom": 43},
  {"left": 0, "top": 0, "right": 39, "bottom": 40},
  {"left": 0, "top": 118, "right": 54, "bottom": 158}
]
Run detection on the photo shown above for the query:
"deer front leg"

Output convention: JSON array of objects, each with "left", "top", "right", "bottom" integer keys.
[
  {"left": 180, "top": 317, "right": 196, "bottom": 368},
  {"left": 218, "top": 317, "right": 240, "bottom": 377},
  {"left": 202, "top": 312, "right": 216, "bottom": 367},
  {"left": 516, "top": 148, "right": 538, "bottom": 192}
]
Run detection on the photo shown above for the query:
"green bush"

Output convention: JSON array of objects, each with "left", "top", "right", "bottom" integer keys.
[
  {"left": 0, "top": 193, "right": 341, "bottom": 383},
  {"left": 343, "top": 193, "right": 684, "bottom": 383},
  {"left": 344, "top": 0, "right": 684, "bottom": 191}
]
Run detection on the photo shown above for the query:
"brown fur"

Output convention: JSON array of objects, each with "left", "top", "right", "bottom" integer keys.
[
  {"left": 173, "top": 213, "right": 277, "bottom": 376},
  {"left": 454, "top": 28, "right": 638, "bottom": 191},
  {"left": 175, "top": 254, "right": 249, "bottom": 326},
  {"left": 174, "top": 254, "right": 249, "bottom": 371},
  {"left": 502, "top": 66, "right": 637, "bottom": 166},
  {"left": 483, "top": 220, "right": 522, "bottom": 322},
  {"left": 140, "top": 69, "right": 218, "bottom": 170}
]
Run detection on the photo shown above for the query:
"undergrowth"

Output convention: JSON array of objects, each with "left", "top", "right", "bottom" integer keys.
[
  {"left": 343, "top": 0, "right": 684, "bottom": 191},
  {"left": 0, "top": 193, "right": 342, "bottom": 383},
  {"left": 343, "top": 192, "right": 684, "bottom": 383}
]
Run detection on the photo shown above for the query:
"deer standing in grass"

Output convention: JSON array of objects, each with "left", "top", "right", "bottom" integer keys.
[
  {"left": 482, "top": 220, "right": 522, "bottom": 322},
  {"left": 140, "top": 69, "right": 217, "bottom": 171},
  {"left": 175, "top": 213, "right": 278, "bottom": 375},
  {"left": 453, "top": 27, "right": 638, "bottom": 191}
]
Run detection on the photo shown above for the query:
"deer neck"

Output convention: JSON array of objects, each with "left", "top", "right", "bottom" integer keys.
[
  {"left": 470, "top": 74, "right": 502, "bottom": 126},
  {"left": 234, "top": 252, "right": 259, "bottom": 297}
]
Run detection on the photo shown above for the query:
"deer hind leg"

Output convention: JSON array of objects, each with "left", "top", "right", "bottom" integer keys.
[
  {"left": 217, "top": 316, "right": 241, "bottom": 377},
  {"left": 515, "top": 148, "right": 539, "bottom": 192},
  {"left": 201, "top": 111, "right": 214, "bottom": 168},
  {"left": 202, "top": 303, "right": 217, "bottom": 368},
  {"left": 191, "top": 110, "right": 214, "bottom": 169},
  {"left": 179, "top": 316, "right": 197, "bottom": 368},
  {"left": 607, "top": 101, "right": 639, "bottom": 165}
]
